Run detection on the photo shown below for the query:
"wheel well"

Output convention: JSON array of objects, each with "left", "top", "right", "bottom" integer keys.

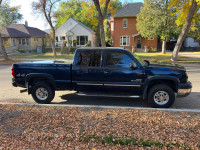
[
  {"left": 147, "top": 79, "right": 178, "bottom": 94},
  {"left": 27, "top": 77, "right": 55, "bottom": 93}
]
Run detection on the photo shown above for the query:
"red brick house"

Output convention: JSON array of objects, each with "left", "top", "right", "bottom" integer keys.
[{"left": 110, "top": 3, "right": 157, "bottom": 51}]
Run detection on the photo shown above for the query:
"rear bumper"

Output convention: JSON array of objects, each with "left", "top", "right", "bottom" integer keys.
[
  {"left": 177, "top": 81, "right": 192, "bottom": 98},
  {"left": 12, "top": 78, "right": 17, "bottom": 87},
  {"left": 12, "top": 78, "right": 25, "bottom": 88}
]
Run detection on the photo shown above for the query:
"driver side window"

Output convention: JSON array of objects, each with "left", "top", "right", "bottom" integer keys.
[{"left": 106, "top": 51, "right": 133, "bottom": 67}]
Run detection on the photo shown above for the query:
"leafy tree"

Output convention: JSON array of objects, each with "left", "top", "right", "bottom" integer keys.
[
  {"left": 32, "top": 0, "right": 60, "bottom": 59},
  {"left": 104, "top": 19, "right": 112, "bottom": 46},
  {"left": 170, "top": 0, "right": 200, "bottom": 61},
  {"left": 136, "top": 0, "right": 178, "bottom": 54},
  {"left": 0, "top": 0, "right": 22, "bottom": 60},
  {"left": 55, "top": 0, "right": 122, "bottom": 46},
  {"left": 55, "top": 0, "right": 83, "bottom": 28},
  {"left": 188, "top": 24, "right": 200, "bottom": 41}
]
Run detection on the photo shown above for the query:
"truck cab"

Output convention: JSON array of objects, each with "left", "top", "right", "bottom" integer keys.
[{"left": 72, "top": 48, "right": 144, "bottom": 95}]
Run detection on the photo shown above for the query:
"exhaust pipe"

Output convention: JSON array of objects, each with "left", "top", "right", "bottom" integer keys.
[{"left": 20, "top": 89, "right": 27, "bottom": 93}]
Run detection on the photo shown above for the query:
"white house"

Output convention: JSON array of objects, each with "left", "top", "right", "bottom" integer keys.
[
  {"left": 55, "top": 18, "right": 96, "bottom": 47},
  {"left": 184, "top": 37, "right": 200, "bottom": 48}
]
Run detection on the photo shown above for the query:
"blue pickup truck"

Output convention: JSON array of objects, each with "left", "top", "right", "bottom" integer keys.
[{"left": 12, "top": 48, "right": 192, "bottom": 108}]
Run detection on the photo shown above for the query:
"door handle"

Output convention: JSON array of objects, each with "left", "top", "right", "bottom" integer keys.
[{"left": 104, "top": 71, "right": 110, "bottom": 74}]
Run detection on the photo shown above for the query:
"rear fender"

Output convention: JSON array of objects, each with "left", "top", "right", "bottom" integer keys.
[{"left": 25, "top": 73, "right": 56, "bottom": 94}]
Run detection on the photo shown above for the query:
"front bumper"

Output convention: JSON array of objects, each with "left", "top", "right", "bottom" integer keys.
[{"left": 177, "top": 81, "right": 192, "bottom": 98}]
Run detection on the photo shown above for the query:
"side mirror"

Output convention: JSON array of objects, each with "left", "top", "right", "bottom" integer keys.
[
  {"left": 144, "top": 60, "right": 150, "bottom": 66},
  {"left": 130, "top": 62, "right": 137, "bottom": 69}
]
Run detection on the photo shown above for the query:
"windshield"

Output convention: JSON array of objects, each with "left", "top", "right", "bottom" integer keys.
[{"left": 132, "top": 53, "right": 146, "bottom": 66}]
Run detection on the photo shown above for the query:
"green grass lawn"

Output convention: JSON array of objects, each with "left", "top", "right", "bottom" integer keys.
[
  {"left": 0, "top": 53, "right": 74, "bottom": 60},
  {"left": 135, "top": 52, "right": 200, "bottom": 64},
  {"left": 1, "top": 52, "right": 200, "bottom": 64}
]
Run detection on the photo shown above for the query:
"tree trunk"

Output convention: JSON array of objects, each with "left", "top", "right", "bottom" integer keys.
[
  {"left": 92, "top": 0, "right": 110, "bottom": 47},
  {"left": 171, "top": 0, "right": 197, "bottom": 61},
  {"left": 99, "top": 17, "right": 106, "bottom": 47},
  {"left": 51, "top": 29, "right": 56, "bottom": 59},
  {"left": 162, "top": 36, "right": 166, "bottom": 54},
  {"left": 0, "top": 33, "right": 9, "bottom": 60}
]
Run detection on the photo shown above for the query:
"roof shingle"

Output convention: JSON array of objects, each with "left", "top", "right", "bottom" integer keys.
[
  {"left": 0, "top": 24, "right": 47, "bottom": 38},
  {"left": 114, "top": 3, "right": 143, "bottom": 18}
]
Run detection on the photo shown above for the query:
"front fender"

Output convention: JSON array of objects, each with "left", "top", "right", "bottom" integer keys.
[{"left": 143, "top": 76, "right": 180, "bottom": 99}]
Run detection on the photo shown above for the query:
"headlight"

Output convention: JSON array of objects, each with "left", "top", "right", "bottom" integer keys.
[{"left": 185, "top": 72, "right": 188, "bottom": 83}]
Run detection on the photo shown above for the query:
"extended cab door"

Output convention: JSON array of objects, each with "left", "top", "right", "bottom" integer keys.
[
  {"left": 72, "top": 50, "right": 104, "bottom": 92},
  {"left": 102, "top": 50, "right": 144, "bottom": 95}
]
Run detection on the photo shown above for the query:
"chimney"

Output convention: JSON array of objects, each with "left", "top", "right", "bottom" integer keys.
[{"left": 25, "top": 20, "right": 28, "bottom": 27}]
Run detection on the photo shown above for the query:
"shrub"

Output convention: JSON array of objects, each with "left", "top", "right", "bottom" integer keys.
[
  {"left": 17, "top": 49, "right": 25, "bottom": 53},
  {"left": 61, "top": 47, "right": 78, "bottom": 54}
]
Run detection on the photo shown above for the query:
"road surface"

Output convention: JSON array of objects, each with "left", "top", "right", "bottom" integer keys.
[{"left": 0, "top": 65, "right": 200, "bottom": 109}]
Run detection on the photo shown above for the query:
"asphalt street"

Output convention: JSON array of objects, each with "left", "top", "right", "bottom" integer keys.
[{"left": 0, "top": 65, "right": 200, "bottom": 109}]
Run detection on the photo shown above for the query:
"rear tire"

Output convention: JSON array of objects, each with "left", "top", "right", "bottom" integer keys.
[
  {"left": 148, "top": 84, "right": 175, "bottom": 108},
  {"left": 31, "top": 82, "right": 55, "bottom": 104}
]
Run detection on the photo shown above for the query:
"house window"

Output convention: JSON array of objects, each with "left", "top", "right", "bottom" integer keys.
[
  {"left": 60, "top": 36, "right": 65, "bottom": 40},
  {"left": 120, "top": 36, "right": 130, "bottom": 46},
  {"left": 12, "top": 39, "right": 16, "bottom": 46},
  {"left": 34, "top": 38, "right": 38, "bottom": 41},
  {"left": 19, "top": 38, "right": 29, "bottom": 46},
  {"left": 3, "top": 38, "right": 9, "bottom": 45},
  {"left": 56, "top": 36, "right": 58, "bottom": 42},
  {"left": 77, "top": 36, "right": 88, "bottom": 46},
  {"left": 123, "top": 18, "right": 128, "bottom": 28}
]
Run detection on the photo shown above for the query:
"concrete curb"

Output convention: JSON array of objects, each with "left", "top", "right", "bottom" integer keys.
[{"left": 1, "top": 102, "right": 200, "bottom": 113}]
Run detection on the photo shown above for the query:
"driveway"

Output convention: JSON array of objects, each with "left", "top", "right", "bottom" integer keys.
[{"left": 0, "top": 65, "right": 200, "bottom": 109}]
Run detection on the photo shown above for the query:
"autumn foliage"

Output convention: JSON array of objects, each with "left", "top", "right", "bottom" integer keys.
[{"left": 0, "top": 104, "right": 200, "bottom": 149}]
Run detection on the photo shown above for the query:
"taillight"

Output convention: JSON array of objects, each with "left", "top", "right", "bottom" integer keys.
[{"left": 12, "top": 67, "right": 15, "bottom": 78}]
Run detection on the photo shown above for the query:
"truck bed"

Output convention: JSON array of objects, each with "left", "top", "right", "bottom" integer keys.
[{"left": 13, "top": 60, "right": 72, "bottom": 90}]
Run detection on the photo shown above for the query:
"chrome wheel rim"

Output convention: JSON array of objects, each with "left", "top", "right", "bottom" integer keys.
[
  {"left": 36, "top": 88, "right": 48, "bottom": 101},
  {"left": 154, "top": 91, "right": 169, "bottom": 105}
]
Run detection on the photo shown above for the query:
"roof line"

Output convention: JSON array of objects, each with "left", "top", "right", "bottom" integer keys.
[
  {"left": 72, "top": 18, "right": 96, "bottom": 34},
  {"left": 114, "top": 16, "right": 137, "bottom": 18}
]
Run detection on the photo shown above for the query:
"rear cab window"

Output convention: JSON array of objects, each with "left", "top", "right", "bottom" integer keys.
[{"left": 77, "top": 50, "right": 102, "bottom": 67}]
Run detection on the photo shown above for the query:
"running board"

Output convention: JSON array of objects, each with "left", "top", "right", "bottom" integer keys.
[{"left": 76, "top": 92, "right": 140, "bottom": 98}]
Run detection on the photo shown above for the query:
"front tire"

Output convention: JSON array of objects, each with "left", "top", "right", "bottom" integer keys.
[
  {"left": 31, "top": 82, "right": 55, "bottom": 104},
  {"left": 148, "top": 84, "right": 175, "bottom": 108}
]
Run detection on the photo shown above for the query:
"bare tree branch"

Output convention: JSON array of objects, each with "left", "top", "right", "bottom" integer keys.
[
  {"left": 103, "top": 0, "right": 110, "bottom": 18},
  {"left": 92, "top": 0, "right": 110, "bottom": 47},
  {"left": 32, "top": 0, "right": 60, "bottom": 59},
  {"left": 93, "top": 0, "right": 102, "bottom": 18}
]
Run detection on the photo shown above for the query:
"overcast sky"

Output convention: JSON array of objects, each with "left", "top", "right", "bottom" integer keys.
[{"left": 10, "top": 0, "right": 143, "bottom": 31}]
